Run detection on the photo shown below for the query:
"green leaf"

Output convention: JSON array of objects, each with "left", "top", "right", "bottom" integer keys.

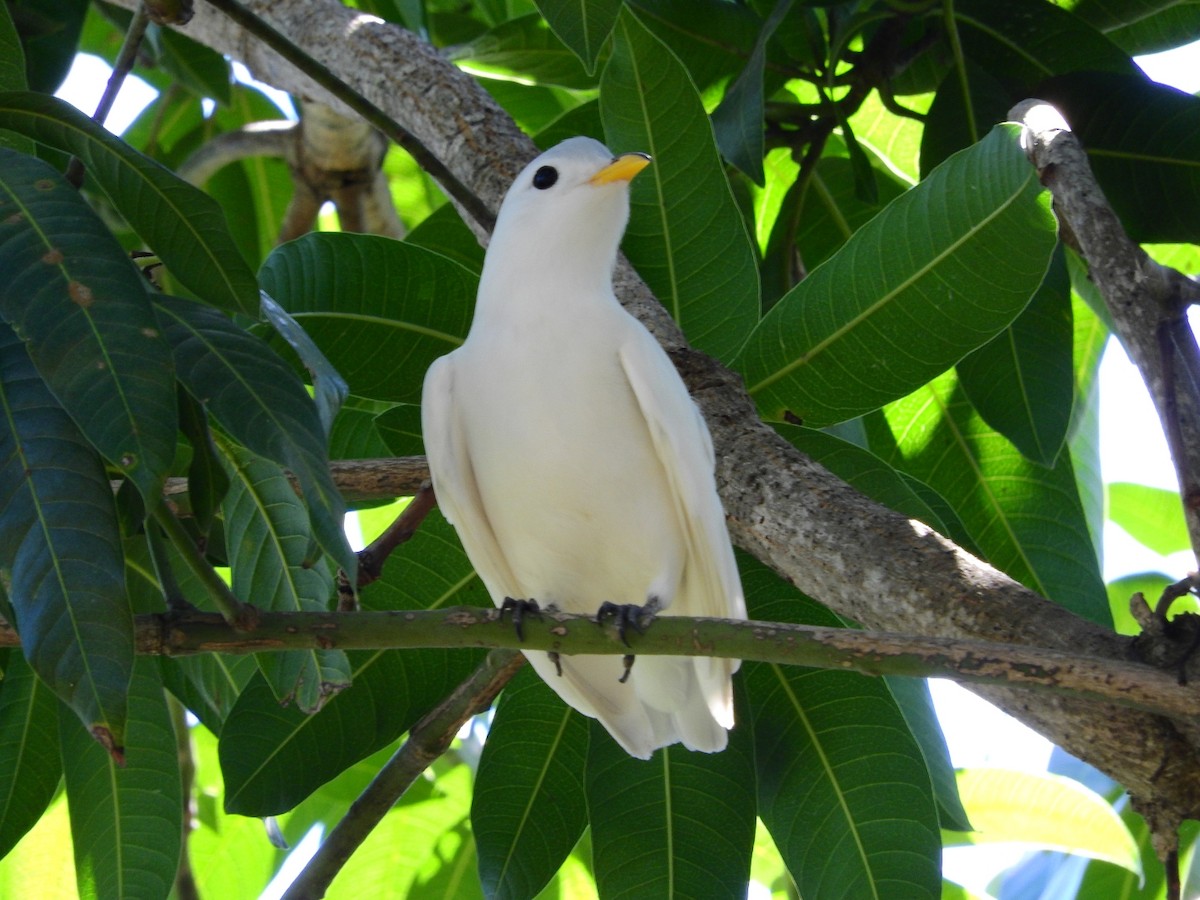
[
  {"left": 535, "top": 0, "right": 621, "bottom": 73},
  {"left": 952, "top": 0, "right": 1138, "bottom": 86},
  {"left": 1058, "top": 0, "right": 1200, "bottom": 55},
  {"left": 1068, "top": 292, "right": 1107, "bottom": 563},
  {"left": 885, "top": 677, "right": 971, "bottom": 833},
  {"left": 602, "top": 8, "right": 760, "bottom": 362},
  {"left": 58, "top": 659, "right": 182, "bottom": 900},
  {"left": 1107, "top": 482, "right": 1188, "bottom": 556},
  {"left": 1036, "top": 72, "right": 1200, "bottom": 244},
  {"left": 474, "top": 667, "right": 589, "bottom": 900},
  {"left": 0, "top": 792, "right": 75, "bottom": 897},
  {"left": 218, "top": 440, "right": 351, "bottom": 714},
  {"left": 0, "top": 652, "right": 62, "bottom": 858},
  {"left": 624, "top": 0, "right": 762, "bottom": 93},
  {"left": 710, "top": 0, "right": 792, "bottom": 186},
  {"left": 0, "top": 4, "right": 31, "bottom": 154},
  {"left": 373, "top": 402, "right": 425, "bottom": 457},
  {"left": 957, "top": 246, "right": 1074, "bottom": 466},
  {"left": 0, "top": 322, "right": 133, "bottom": 750},
  {"left": 0, "top": 92, "right": 260, "bottom": 315},
  {"left": 405, "top": 201, "right": 485, "bottom": 274},
  {"left": 586, "top": 708, "right": 757, "bottom": 898},
  {"left": 324, "top": 760, "right": 478, "bottom": 899},
  {"left": 153, "top": 294, "right": 357, "bottom": 584},
  {"left": 259, "top": 292, "right": 348, "bottom": 438},
  {"left": 919, "top": 61, "right": 1012, "bottom": 176},
  {"left": 147, "top": 24, "right": 233, "bottom": 105},
  {"left": 449, "top": 13, "right": 599, "bottom": 89},
  {"left": 738, "top": 125, "right": 1057, "bottom": 425},
  {"left": 8, "top": 0, "right": 87, "bottom": 94},
  {"left": 951, "top": 768, "right": 1140, "bottom": 875},
  {"left": 742, "top": 559, "right": 941, "bottom": 898},
  {"left": 220, "top": 512, "right": 487, "bottom": 816},
  {"left": 258, "top": 233, "right": 476, "bottom": 404},
  {"left": 0, "top": 146, "right": 177, "bottom": 500},
  {"left": 867, "top": 369, "right": 1111, "bottom": 625}
]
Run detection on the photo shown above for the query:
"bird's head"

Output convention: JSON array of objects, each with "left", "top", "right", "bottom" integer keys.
[{"left": 482, "top": 137, "right": 651, "bottom": 294}]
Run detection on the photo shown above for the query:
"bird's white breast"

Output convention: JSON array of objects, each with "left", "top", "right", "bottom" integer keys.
[{"left": 450, "top": 303, "right": 685, "bottom": 613}]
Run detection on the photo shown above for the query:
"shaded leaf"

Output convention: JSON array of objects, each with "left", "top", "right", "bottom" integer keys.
[
  {"left": 958, "top": 246, "right": 1074, "bottom": 466},
  {"left": 153, "top": 294, "right": 356, "bottom": 583},
  {"left": 0, "top": 91, "right": 259, "bottom": 314},
  {"left": 1063, "top": 0, "right": 1200, "bottom": 55},
  {"left": 711, "top": 0, "right": 792, "bottom": 186},
  {"left": 0, "top": 146, "right": 176, "bottom": 501},
  {"left": 8, "top": 0, "right": 87, "bottom": 94},
  {"left": 474, "top": 667, "right": 589, "bottom": 900},
  {"left": 624, "top": 0, "right": 762, "bottom": 92},
  {"left": 586, "top": 708, "right": 757, "bottom": 898},
  {"left": 738, "top": 125, "right": 1057, "bottom": 425},
  {"left": 1037, "top": 72, "right": 1200, "bottom": 244},
  {"left": 260, "top": 291, "right": 348, "bottom": 439},
  {"left": 602, "top": 8, "right": 760, "bottom": 362},
  {"left": 919, "top": 61, "right": 1011, "bottom": 176},
  {"left": 0, "top": 322, "right": 132, "bottom": 749},
  {"left": 58, "top": 659, "right": 181, "bottom": 900},
  {"left": 0, "top": 651, "right": 61, "bottom": 859},
  {"left": 220, "top": 512, "right": 487, "bottom": 816},
  {"left": 742, "top": 558, "right": 941, "bottom": 899},
  {"left": 258, "top": 233, "right": 475, "bottom": 405},
  {"left": 218, "top": 440, "right": 351, "bottom": 713},
  {"left": 147, "top": 24, "right": 233, "bottom": 105},
  {"left": 536, "top": 0, "right": 621, "bottom": 73}
]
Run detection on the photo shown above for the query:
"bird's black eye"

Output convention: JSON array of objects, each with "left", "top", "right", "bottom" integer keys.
[{"left": 532, "top": 166, "right": 558, "bottom": 190}]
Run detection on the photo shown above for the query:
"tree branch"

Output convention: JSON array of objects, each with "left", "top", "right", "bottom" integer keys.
[{"left": 114, "top": 0, "right": 1200, "bottom": 821}]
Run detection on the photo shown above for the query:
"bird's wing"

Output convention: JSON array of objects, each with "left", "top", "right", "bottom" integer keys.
[
  {"left": 618, "top": 328, "right": 746, "bottom": 622},
  {"left": 421, "top": 354, "right": 520, "bottom": 602}
]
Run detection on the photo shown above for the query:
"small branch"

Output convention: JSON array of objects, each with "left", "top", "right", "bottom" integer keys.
[
  {"left": 282, "top": 650, "right": 523, "bottom": 899},
  {"left": 355, "top": 482, "right": 436, "bottom": 588},
  {"left": 9, "top": 605, "right": 1176, "bottom": 721},
  {"left": 66, "top": 4, "right": 151, "bottom": 187}
]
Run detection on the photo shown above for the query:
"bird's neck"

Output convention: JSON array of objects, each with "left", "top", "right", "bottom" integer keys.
[{"left": 472, "top": 233, "right": 620, "bottom": 327}]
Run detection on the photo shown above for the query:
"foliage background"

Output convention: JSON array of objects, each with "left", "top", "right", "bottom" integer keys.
[{"left": 0, "top": 0, "right": 1198, "bottom": 898}]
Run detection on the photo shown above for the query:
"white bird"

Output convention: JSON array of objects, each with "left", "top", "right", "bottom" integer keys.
[{"left": 421, "top": 136, "right": 746, "bottom": 758}]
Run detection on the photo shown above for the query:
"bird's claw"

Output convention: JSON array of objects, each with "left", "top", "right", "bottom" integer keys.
[
  {"left": 596, "top": 601, "right": 650, "bottom": 648},
  {"left": 499, "top": 597, "right": 542, "bottom": 642}
]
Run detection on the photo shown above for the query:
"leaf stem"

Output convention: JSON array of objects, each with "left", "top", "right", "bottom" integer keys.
[{"left": 151, "top": 501, "right": 254, "bottom": 628}]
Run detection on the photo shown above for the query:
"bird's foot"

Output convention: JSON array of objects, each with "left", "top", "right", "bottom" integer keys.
[
  {"left": 618, "top": 654, "right": 635, "bottom": 684},
  {"left": 596, "top": 601, "right": 652, "bottom": 648},
  {"left": 548, "top": 650, "right": 563, "bottom": 677},
  {"left": 499, "top": 597, "right": 542, "bottom": 642}
]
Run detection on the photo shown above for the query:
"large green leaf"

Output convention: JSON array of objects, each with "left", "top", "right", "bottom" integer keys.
[
  {"left": 742, "top": 561, "right": 941, "bottom": 899},
  {"left": 957, "top": 246, "right": 1074, "bottom": 466},
  {"left": 218, "top": 440, "right": 351, "bottom": 714},
  {"left": 220, "top": 512, "right": 487, "bottom": 816},
  {"left": 0, "top": 652, "right": 61, "bottom": 859},
  {"left": 258, "top": 233, "right": 476, "bottom": 404},
  {"left": 866, "top": 369, "right": 1110, "bottom": 625},
  {"left": 8, "top": 0, "right": 87, "bottom": 94},
  {"left": 737, "top": 125, "right": 1057, "bottom": 425},
  {"left": 624, "top": 0, "right": 762, "bottom": 92},
  {"left": 535, "top": 0, "right": 621, "bottom": 73},
  {"left": 602, "top": 7, "right": 759, "bottom": 362},
  {"left": 0, "top": 92, "right": 259, "bottom": 315},
  {"left": 586, "top": 707, "right": 757, "bottom": 898},
  {"left": 1052, "top": 0, "right": 1200, "bottom": 55},
  {"left": 0, "top": 146, "right": 176, "bottom": 501},
  {"left": 0, "top": 3, "right": 31, "bottom": 154},
  {"left": 1036, "top": 72, "right": 1200, "bottom": 244},
  {"left": 0, "top": 322, "right": 132, "bottom": 750},
  {"left": 473, "top": 667, "right": 589, "bottom": 900},
  {"left": 58, "top": 659, "right": 181, "bottom": 900},
  {"left": 153, "top": 294, "right": 356, "bottom": 583}
]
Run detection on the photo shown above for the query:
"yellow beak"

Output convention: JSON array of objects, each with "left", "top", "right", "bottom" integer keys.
[{"left": 589, "top": 152, "right": 652, "bottom": 185}]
